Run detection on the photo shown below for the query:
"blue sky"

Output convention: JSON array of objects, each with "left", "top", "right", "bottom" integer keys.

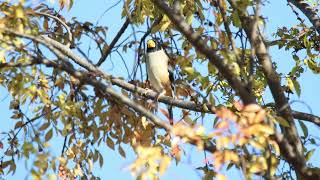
[{"left": 1, "top": 0, "right": 320, "bottom": 179}]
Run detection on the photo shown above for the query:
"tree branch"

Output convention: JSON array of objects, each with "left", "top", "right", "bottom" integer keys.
[
  {"left": 38, "top": 57, "right": 218, "bottom": 153},
  {"left": 227, "top": 0, "right": 317, "bottom": 178},
  {"left": 96, "top": 18, "right": 130, "bottom": 66},
  {"left": 287, "top": 0, "right": 320, "bottom": 34},
  {"left": 152, "top": 0, "right": 256, "bottom": 105},
  {"left": 31, "top": 12, "right": 73, "bottom": 47},
  {"left": 292, "top": 110, "right": 320, "bottom": 126}
]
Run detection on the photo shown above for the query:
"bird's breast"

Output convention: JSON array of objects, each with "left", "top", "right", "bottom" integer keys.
[
  {"left": 146, "top": 50, "right": 170, "bottom": 91},
  {"left": 147, "top": 51, "right": 169, "bottom": 79}
]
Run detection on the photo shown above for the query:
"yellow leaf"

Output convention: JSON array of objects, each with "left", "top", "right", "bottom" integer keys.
[
  {"left": 183, "top": 67, "right": 195, "bottom": 75},
  {"left": 46, "top": 174, "right": 57, "bottom": 180},
  {"left": 269, "top": 140, "right": 280, "bottom": 155},
  {"left": 186, "top": 12, "right": 193, "bottom": 25},
  {"left": 74, "top": 164, "right": 84, "bottom": 177},
  {"left": 216, "top": 174, "right": 226, "bottom": 180},
  {"left": 275, "top": 116, "right": 290, "bottom": 127},
  {"left": 15, "top": 7, "right": 25, "bottom": 19},
  {"left": 249, "top": 157, "right": 267, "bottom": 173},
  {"left": 249, "top": 140, "right": 264, "bottom": 150},
  {"left": 286, "top": 77, "right": 294, "bottom": 92},
  {"left": 159, "top": 156, "right": 171, "bottom": 175},
  {"left": 160, "top": 20, "right": 171, "bottom": 32},
  {"left": 141, "top": 116, "right": 149, "bottom": 129},
  {"left": 0, "top": 50, "right": 6, "bottom": 63},
  {"left": 88, "top": 159, "right": 93, "bottom": 173}
]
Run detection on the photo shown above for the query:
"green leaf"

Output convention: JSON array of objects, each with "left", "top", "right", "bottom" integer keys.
[
  {"left": 183, "top": 67, "right": 195, "bottom": 75},
  {"left": 306, "top": 149, "right": 315, "bottom": 161},
  {"left": 232, "top": 12, "right": 241, "bottom": 27},
  {"left": 186, "top": 12, "right": 193, "bottom": 25},
  {"left": 275, "top": 116, "right": 290, "bottom": 127},
  {"left": 209, "top": 94, "right": 215, "bottom": 105},
  {"left": 298, "top": 121, "right": 308, "bottom": 137},
  {"left": 292, "top": 79, "right": 301, "bottom": 97},
  {"left": 160, "top": 20, "right": 171, "bottom": 32}
]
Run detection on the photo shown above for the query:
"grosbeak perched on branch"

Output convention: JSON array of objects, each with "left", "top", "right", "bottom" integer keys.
[{"left": 146, "top": 39, "right": 174, "bottom": 124}]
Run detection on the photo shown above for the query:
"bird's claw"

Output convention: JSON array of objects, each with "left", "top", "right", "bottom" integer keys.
[
  {"left": 143, "top": 88, "right": 153, "bottom": 96},
  {"left": 156, "top": 91, "right": 166, "bottom": 102}
]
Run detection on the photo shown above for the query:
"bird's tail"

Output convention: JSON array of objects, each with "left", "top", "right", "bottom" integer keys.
[
  {"left": 168, "top": 105, "right": 173, "bottom": 125},
  {"left": 164, "top": 84, "right": 174, "bottom": 125}
]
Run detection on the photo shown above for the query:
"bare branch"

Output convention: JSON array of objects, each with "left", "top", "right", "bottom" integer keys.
[{"left": 96, "top": 18, "right": 130, "bottom": 66}]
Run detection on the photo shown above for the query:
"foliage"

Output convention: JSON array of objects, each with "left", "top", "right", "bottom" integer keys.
[{"left": 0, "top": 0, "right": 319, "bottom": 179}]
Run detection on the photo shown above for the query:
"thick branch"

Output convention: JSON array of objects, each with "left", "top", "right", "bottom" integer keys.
[
  {"left": 38, "top": 58, "right": 217, "bottom": 153},
  {"left": 227, "top": 0, "right": 315, "bottom": 177},
  {"left": 1, "top": 28, "right": 214, "bottom": 114},
  {"left": 39, "top": 58, "right": 172, "bottom": 131},
  {"left": 288, "top": 0, "right": 320, "bottom": 34},
  {"left": 292, "top": 110, "right": 320, "bottom": 126},
  {"left": 152, "top": 0, "right": 256, "bottom": 105}
]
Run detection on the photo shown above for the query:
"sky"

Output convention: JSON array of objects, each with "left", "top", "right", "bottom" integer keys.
[{"left": 1, "top": 0, "right": 319, "bottom": 179}]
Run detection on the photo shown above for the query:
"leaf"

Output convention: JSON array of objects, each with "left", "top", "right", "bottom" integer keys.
[
  {"left": 209, "top": 94, "right": 215, "bottom": 105},
  {"left": 183, "top": 116, "right": 194, "bottom": 125},
  {"left": 292, "top": 79, "right": 301, "bottom": 97},
  {"left": 39, "top": 122, "right": 50, "bottom": 131},
  {"left": 11, "top": 112, "right": 22, "bottom": 119},
  {"left": 183, "top": 67, "right": 195, "bottom": 75},
  {"left": 160, "top": 20, "right": 171, "bottom": 32},
  {"left": 15, "top": 6, "right": 25, "bottom": 19},
  {"left": 231, "top": 12, "right": 241, "bottom": 27},
  {"left": 14, "top": 121, "right": 24, "bottom": 129},
  {"left": 275, "top": 116, "right": 290, "bottom": 127},
  {"left": 99, "top": 152, "right": 104, "bottom": 168},
  {"left": 299, "top": 121, "right": 308, "bottom": 137},
  {"left": 45, "top": 129, "right": 53, "bottom": 141},
  {"left": 8, "top": 161, "right": 16, "bottom": 175},
  {"left": 118, "top": 145, "right": 126, "bottom": 158},
  {"left": 43, "top": 17, "right": 49, "bottom": 31},
  {"left": 306, "top": 149, "right": 315, "bottom": 161},
  {"left": 286, "top": 77, "right": 294, "bottom": 92},
  {"left": 186, "top": 12, "right": 193, "bottom": 25},
  {"left": 216, "top": 174, "right": 227, "bottom": 180},
  {"left": 68, "top": 0, "right": 74, "bottom": 10},
  {"left": 106, "top": 137, "right": 115, "bottom": 150},
  {"left": 159, "top": 156, "right": 171, "bottom": 175},
  {"left": 304, "top": 59, "right": 320, "bottom": 74}
]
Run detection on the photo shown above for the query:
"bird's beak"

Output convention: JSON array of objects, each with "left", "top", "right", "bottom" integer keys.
[{"left": 147, "top": 40, "right": 156, "bottom": 48}]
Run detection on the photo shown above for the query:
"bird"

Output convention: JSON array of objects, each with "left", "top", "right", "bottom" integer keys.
[{"left": 145, "top": 39, "right": 174, "bottom": 124}]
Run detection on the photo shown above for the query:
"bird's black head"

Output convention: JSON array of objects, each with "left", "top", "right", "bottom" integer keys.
[{"left": 146, "top": 39, "right": 161, "bottom": 52}]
